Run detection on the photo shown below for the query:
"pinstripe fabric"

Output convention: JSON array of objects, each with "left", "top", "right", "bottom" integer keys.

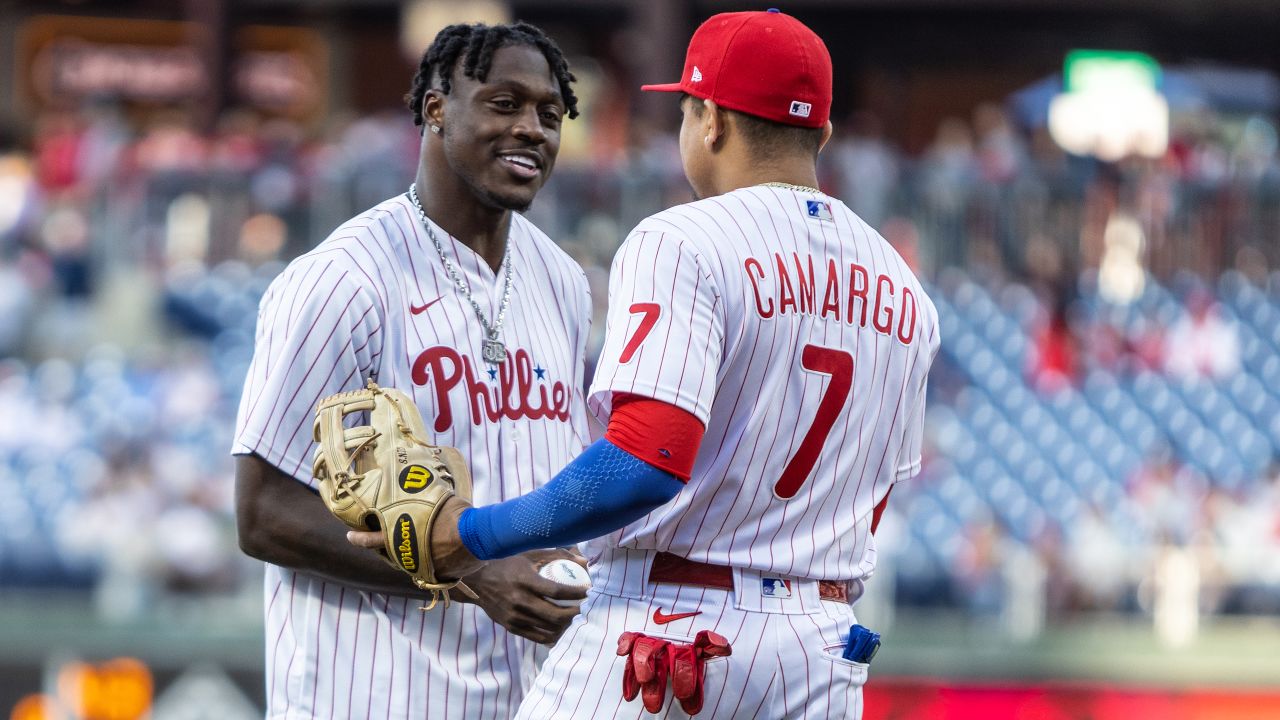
[
  {"left": 233, "top": 195, "right": 591, "bottom": 719},
  {"left": 533, "top": 186, "right": 939, "bottom": 718},
  {"left": 585, "top": 186, "right": 939, "bottom": 583},
  {"left": 514, "top": 551, "right": 868, "bottom": 720}
]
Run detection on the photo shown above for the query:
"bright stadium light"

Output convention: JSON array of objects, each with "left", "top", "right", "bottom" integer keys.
[{"left": 1048, "top": 50, "right": 1169, "bottom": 161}]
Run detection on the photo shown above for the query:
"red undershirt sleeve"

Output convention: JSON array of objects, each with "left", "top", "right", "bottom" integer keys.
[
  {"left": 604, "top": 393, "right": 705, "bottom": 482},
  {"left": 871, "top": 486, "right": 892, "bottom": 534}
]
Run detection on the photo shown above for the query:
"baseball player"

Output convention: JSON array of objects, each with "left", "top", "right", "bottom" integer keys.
[
  {"left": 352, "top": 9, "right": 939, "bottom": 719},
  {"left": 232, "top": 22, "right": 595, "bottom": 719}
]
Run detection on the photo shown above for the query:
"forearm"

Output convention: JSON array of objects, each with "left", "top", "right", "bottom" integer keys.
[
  {"left": 235, "top": 454, "right": 429, "bottom": 598},
  {"left": 458, "top": 438, "right": 684, "bottom": 560}
]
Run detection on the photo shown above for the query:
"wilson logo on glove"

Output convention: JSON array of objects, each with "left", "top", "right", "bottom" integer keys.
[
  {"left": 398, "top": 464, "right": 434, "bottom": 493},
  {"left": 397, "top": 514, "right": 419, "bottom": 572},
  {"left": 312, "top": 380, "right": 477, "bottom": 610}
]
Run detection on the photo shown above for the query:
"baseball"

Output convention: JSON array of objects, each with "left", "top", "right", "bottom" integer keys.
[{"left": 538, "top": 559, "right": 591, "bottom": 606}]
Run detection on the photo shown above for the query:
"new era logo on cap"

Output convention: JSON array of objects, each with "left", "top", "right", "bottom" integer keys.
[
  {"left": 691, "top": 66, "right": 703, "bottom": 82},
  {"left": 789, "top": 100, "right": 812, "bottom": 118}
]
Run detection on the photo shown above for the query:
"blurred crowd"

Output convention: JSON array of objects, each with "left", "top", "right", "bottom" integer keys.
[
  {"left": 887, "top": 269, "right": 1280, "bottom": 635},
  {"left": 2, "top": 97, "right": 1279, "bottom": 633}
]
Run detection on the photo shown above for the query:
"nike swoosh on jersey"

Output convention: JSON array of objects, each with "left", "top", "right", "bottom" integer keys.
[
  {"left": 410, "top": 296, "right": 444, "bottom": 315},
  {"left": 652, "top": 608, "right": 702, "bottom": 625}
]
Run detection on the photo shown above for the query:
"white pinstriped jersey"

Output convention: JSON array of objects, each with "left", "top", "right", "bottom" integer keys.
[
  {"left": 586, "top": 185, "right": 939, "bottom": 583},
  {"left": 232, "top": 194, "right": 591, "bottom": 719}
]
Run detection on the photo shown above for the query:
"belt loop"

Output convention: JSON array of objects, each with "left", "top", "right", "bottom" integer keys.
[{"left": 594, "top": 548, "right": 660, "bottom": 600}]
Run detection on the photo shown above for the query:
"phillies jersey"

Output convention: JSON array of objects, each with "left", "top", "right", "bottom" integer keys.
[
  {"left": 233, "top": 194, "right": 591, "bottom": 719},
  {"left": 586, "top": 185, "right": 939, "bottom": 582}
]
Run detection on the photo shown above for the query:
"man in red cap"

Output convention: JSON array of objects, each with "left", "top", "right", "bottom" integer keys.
[{"left": 350, "top": 9, "right": 939, "bottom": 718}]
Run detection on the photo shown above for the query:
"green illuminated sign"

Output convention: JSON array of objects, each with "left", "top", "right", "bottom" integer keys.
[{"left": 1064, "top": 50, "right": 1161, "bottom": 94}]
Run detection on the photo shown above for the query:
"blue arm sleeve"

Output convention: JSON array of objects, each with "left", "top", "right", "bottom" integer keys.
[{"left": 457, "top": 438, "right": 684, "bottom": 560}]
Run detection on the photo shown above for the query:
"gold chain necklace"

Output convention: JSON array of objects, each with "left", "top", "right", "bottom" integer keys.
[{"left": 759, "top": 181, "right": 821, "bottom": 193}]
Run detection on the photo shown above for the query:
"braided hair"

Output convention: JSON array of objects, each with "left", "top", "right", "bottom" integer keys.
[{"left": 406, "top": 21, "right": 579, "bottom": 132}]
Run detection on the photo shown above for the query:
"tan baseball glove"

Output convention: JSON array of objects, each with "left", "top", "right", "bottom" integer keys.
[{"left": 312, "top": 379, "right": 476, "bottom": 609}]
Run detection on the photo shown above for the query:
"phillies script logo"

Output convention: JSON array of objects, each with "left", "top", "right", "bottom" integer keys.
[{"left": 411, "top": 347, "right": 571, "bottom": 432}]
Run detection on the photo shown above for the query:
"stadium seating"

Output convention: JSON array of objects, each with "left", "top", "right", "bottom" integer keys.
[{"left": 2, "top": 261, "right": 1277, "bottom": 614}]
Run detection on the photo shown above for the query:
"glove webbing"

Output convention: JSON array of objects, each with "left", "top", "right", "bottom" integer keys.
[{"left": 316, "top": 380, "right": 475, "bottom": 610}]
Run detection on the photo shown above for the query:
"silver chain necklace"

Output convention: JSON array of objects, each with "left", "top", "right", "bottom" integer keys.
[
  {"left": 760, "top": 181, "right": 821, "bottom": 193},
  {"left": 408, "top": 183, "right": 513, "bottom": 365}
]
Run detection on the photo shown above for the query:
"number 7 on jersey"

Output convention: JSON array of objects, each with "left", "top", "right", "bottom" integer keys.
[
  {"left": 619, "top": 302, "right": 661, "bottom": 363},
  {"left": 775, "top": 344, "right": 854, "bottom": 499}
]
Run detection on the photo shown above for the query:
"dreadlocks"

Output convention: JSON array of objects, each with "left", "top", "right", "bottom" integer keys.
[{"left": 406, "top": 21, "right": 579, "bottom": 132}]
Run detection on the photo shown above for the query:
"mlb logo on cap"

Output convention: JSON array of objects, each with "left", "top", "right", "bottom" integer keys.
[
  {"left": 806, "top": 200, "right": 833, "bottom": 222},
  {"left": 790, "top": 101, "right": 812, "bottom": 118}
]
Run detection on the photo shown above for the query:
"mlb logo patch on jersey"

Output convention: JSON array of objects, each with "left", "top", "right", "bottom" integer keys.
[
  {"left": 761, "top": 577, "right": 793, "bottom": 599},
  {"left": 806, "top": 200, "right": 834, "bottom": 222}
]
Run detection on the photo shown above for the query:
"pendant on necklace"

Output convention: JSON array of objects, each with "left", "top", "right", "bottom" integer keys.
[{"left": 482, "top": 339, "right": 506, "bottom": 365}]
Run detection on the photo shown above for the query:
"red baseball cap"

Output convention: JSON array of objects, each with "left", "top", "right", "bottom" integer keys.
[{"left": 641, "top": 9, "right": 832, "bottom": 129}]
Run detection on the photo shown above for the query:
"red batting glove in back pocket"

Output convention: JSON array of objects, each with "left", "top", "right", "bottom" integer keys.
[
  {"left": 617, "top": 632, "right": 673, "bottom": 713},
  {"left": 670, "top": 630, "right": 732, "bottom": 715}
]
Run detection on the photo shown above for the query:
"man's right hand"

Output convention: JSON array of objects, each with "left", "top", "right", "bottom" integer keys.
[{"left": 458, "top": 549, "right": 589, "bottom": 645}]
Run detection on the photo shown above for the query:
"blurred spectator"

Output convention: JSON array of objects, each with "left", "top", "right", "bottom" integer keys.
[
  {"left": 880, "top": 216, "right": 922, "bottom": 273},
  {"left": 133, "top": 112, "right": 208, "bottom": 174},
  {"left": 1230, "top": 116, "right": 1279, "bottom": 184},
  {"left": 209, "top": 109, "right": 264, "bottom": 175},
  {"left": 1065, "top": 505, "right": 1131, "bottom": 611},
  {"left": 1163, "top": 288, "right": 1241, "bottom": 379},
  {"left": 247, "top": 118, "right": 304, "bottom": 217},
  {"left": 1080, "top": 312, "right": 1163, "bottom": 375},
  {"left": 0, "top": 132, "right": 39, "bottom": 248},
  {"left": 153, "top": 500, "right": 238, "bottom": 593},
  {"left": 33, "top": 112, "right": 84, "bottom": 194},
  {"left": 1128, "top": 446, "right": 1207, "bottom": 545},
  {"left": 1028, "top": 299, "right": 1078, "bottom": 392},
  {"left": 1097, "top": 211, "right": 1147, "bottom": 304},
  {"left": 1030, "top": 523, "right": 1073, "bottom": 617},
  {"left": 973, "top": 102, "right": 1026, "bottom": 186},
  {"left": 77, "top": 102, "right": 130, "bottom": 189},
  {"left": 830, "top": 111, "right": 900, "bottom": 229},
  {"left": 0, "top": 262, "right": 35, "bottom": 355},
  {"left": 39, "top": 203, "right": 93, "bottom": 298},
  {"left": 918, "top": 117, "right": 978, "bottom": 268},
  {"left": 954, "top": 518, "right": 1008, "bottom": 617},
  {"left": 237, "top": 212, "right": 288, "bottom": 264}
]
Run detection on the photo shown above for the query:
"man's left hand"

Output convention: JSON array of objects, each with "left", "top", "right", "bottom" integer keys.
[{"left": 347, "top": 495, "right": 484, "bottom": 581}]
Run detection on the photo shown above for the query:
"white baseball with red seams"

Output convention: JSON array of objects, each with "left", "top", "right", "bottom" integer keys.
[
  {"left": 539, "top": 559, "right": 592, "bottom": 608},
  {"left": 515, "top": 185, "right": 939, "bottom": 719},
  {"left": 233, "top": 194, "right": 592, "bottom": 720}
]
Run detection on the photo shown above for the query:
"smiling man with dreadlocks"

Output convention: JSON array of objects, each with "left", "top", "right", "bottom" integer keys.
[{"left": 232, "top": 21, "right": 594, "bottom": 719}]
